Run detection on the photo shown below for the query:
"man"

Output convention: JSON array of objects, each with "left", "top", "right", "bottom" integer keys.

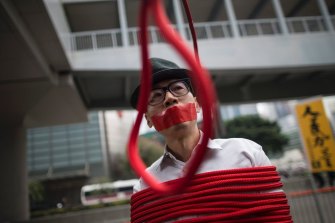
[{"left": 130, "top": 58, "right": 273, "bottom": 192}]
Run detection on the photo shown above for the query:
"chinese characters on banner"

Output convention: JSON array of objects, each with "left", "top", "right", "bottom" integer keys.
[{"left": 295, "top": 98, "right": 335, "bottom": 172}]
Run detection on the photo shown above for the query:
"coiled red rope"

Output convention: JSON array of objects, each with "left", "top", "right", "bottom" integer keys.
[
  {"left": 127, "top": 0, "right": 217, "bottom": 195},
  {"left": 130, "top": 166, "right": 292, "bottom": 223}
]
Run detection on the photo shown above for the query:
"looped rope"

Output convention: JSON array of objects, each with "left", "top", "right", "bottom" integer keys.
[
  {"left": 127, "top": 0, "right": 217, "bottom": 195},
  {"left": 130, "top": 166, "right": 292, "bottom": 223}
]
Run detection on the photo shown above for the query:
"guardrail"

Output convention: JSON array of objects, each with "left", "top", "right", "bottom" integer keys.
[
  {"left": 286, "top": 16, "right": 326, "bottom": 33},
  {"left": 238, "top": 18, "right": 280, "bottom": 36},
  {"left": 70, "top": 15, "right": 335, "bottom": 51},
  {"left": 187, "top": 21, "right": 232, "bottom": 40},
  {"left": 71, "top": 29, "right": 122, "bottom": 51}
]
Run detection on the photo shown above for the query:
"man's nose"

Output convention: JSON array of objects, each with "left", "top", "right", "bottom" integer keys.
[{"left": 163, "top": 91, "right": 178, "bottom": 108}]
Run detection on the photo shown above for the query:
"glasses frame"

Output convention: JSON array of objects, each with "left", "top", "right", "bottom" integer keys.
[{"left": 148, "top": 78, "right": 192, "bottom": 106}]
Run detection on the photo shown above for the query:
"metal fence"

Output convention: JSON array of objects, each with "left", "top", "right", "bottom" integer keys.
[
  {"left": 283, "top": 175, "right": 335, "bottom": 223},
  {"left": 69, "top": 15, "right": 335, "bottom": 52}
]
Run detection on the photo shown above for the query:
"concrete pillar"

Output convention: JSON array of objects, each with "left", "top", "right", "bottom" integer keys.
[
  {"left": 0, "top": 126, "right": 29, "bottom": 222},
  {"left": 224, "top": 0, "right": 240, "bottom": 38},
  {"left": 172, "top": 0, "right": 187, "bottom": 40},
  {"left": 317, "top": 0, "right": 334, "bottom": 32},
  {"left": 117, "top": 0, "right": 130, "bottom": 47},
  {"left": 272, "top": 0, "right": 289, "bottom": 35}
]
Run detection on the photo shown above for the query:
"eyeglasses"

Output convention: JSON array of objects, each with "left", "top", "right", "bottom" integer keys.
[{"left": 148, "top": 79, "right": 191, "bottom": 106}]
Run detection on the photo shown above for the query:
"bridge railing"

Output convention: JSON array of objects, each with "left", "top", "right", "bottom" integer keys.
[
  {"left": 70, "top": 15, "right": 335, "bottom": 51},
  {"left": 70, "top": 29, "right": 122, "bottom": 51},
  {"left": 286, "top": 16, "right": 326, "bottom": 33},
  {"left": 238, "top": 18, "right": 280, "bottom": 36},
  {"left": 186, "top": 21, "right": 232, "bottom": 39}
]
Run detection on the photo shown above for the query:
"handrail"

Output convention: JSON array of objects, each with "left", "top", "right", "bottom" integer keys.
[
  {"left": 69, "top": 15, "right": 335, "bottom": 51},
  {"left": 286, "top": 16, "right": 326, "bottom": 33},
  {"left": 72, "top": 28, "right": 122, "bottom": 36}
]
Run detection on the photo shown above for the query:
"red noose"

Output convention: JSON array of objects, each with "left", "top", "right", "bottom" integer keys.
[{"left": 127, "top": 0, "right": 217, "bottom": 194}]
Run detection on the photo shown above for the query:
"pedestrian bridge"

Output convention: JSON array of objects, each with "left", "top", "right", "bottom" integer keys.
[{"left": 63, "top": 15, "right": 335, "bottom": 108}]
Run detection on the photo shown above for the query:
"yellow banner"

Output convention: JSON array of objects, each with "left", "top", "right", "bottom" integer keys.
[{"left": 295, "top": 98, "right": 335, "bottom": 172}]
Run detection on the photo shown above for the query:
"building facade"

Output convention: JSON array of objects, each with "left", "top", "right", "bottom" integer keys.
[{"left": 27, "top": 112, "right": 106, "bottom": 207}]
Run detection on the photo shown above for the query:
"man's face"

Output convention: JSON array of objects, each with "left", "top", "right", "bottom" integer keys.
[{"left": 145, "top": 79, "right": 199, "bottom": 133}]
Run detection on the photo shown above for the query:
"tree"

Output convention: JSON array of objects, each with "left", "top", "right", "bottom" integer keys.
[
  {"left": 29, "top": 180, "right": 46, "bottom": 211},
  {"left": 29, "top": 180, "right": 45, "bottom": 203},
  {"left": 109, "top": 136, "right": 163, "bottom": 180},
  {"left": 138, "top": 137, "right": 164, "bottom": 165},
  {"left": 224, "top": 115, "right": 288, "bottom": 157}
]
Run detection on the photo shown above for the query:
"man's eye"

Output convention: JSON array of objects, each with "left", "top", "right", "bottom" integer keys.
[
  {"left": 151, "top": 91, "right": 163, "bottom": 98},
  {"left": 150, "top": 90, "right": 163, "bottom": 102},
  {"left": 171, "top": 83, "right": 186, "bottom": 92}
]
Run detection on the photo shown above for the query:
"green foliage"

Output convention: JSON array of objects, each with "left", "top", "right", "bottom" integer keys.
[
  {"left": 29, "top": 181, "right": 45, "bottom": 203},
  {"left": 109, "top": 153, "right": 136, "bottom": 180},
  {"left": 109, "top": 136, "right": 163, "bottom": 180},
  {"left": 224, "top": 115, "right": 288, "bottom": 156},
  {"left": 138, "top": 137, "right": 164, "bottom": 165},
  {"left": 141, "top": 131, "right": 165, "bottom": 145}
]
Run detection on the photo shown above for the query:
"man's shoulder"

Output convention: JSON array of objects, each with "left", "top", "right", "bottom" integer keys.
[
  {"left": 208, "top": 138, "right": 271, "bottom": 167},
  {"left": 209, "top": 138, "right": 261, "bottom": 150}
]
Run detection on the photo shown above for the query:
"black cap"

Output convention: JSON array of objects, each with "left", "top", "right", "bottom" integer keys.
[{"left": 130, "top": 58, "right": 191, "bottom": 109}]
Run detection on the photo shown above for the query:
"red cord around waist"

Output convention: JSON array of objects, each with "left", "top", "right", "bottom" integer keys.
[{"left": 130, "top": 166, "right": 292, "bottom": 223}]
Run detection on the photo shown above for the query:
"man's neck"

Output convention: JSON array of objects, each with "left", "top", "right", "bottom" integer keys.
[{"left": 165, "top": 126, "right": 200, "bottom": 162}]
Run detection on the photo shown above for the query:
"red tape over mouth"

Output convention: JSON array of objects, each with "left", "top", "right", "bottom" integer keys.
[{"left": 151, "top": 103, "right": 197, "bottom": 131}]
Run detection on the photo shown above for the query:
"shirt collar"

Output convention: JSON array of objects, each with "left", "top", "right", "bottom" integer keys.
[{"left": 159, "top": 131, "right": 222, "bottom": 166}]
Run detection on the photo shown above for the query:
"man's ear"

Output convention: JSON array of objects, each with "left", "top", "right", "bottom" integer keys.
[{"left": 144, "top": 113, "right": 153, "bottom": 128}]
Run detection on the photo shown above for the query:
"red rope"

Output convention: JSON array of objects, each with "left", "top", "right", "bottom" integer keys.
[
  {"left": 131, "top": 166, "right": 278, "bottom": 204},
  {"left": 127, "top": 0, "right": 217, "bottom": 195},
  {"left": 130, "top": 166, "right": 292, "bottom": 223},
  {"left": 181, "top": 0, "right": 199, "bottom": 62}
]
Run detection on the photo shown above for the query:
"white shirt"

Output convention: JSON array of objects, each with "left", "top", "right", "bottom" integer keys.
[{"left": 133, "top": 137, "right": 272, "bottom": 193}]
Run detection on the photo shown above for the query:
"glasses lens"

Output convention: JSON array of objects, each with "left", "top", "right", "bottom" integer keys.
[
  {"left": 169, "top": 81, "right": 189, "bottom": 96},
  {"left": 149, "top": 89, "right": 164, "bottom": 105},
  {"left": 148, "top": 80, "right": 190, "bottom": 105}
]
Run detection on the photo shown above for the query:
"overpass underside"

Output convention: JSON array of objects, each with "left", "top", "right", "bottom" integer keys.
[{"left": 55, "top": 0, "right": 335, "bottom": 109}]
